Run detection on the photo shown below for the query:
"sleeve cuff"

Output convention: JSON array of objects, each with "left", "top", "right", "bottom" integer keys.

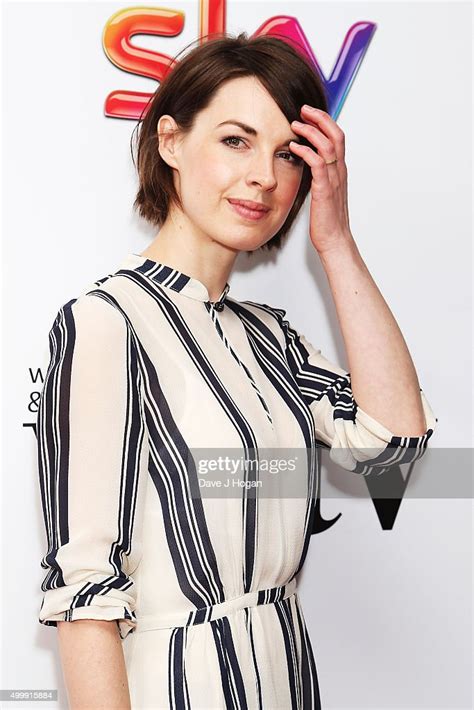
[
  {"left": 354, "top": 388, "right": 438, "bottom": 445},
  {"left": 38, "top": 578, "right": 138, "bottom": 640},
  {"left": 39, "top": 605, "right": 137, "bottom": 639},
  {"left": 328, "top": 389, "right": 438, "bottom": 472}
]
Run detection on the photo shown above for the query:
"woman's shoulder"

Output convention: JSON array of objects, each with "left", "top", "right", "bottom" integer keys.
[
  {"left": 48, "top": 282, "right": 130, "bottom": 344},
  {"left": 51, "top": 254, "right": 139, "bottom": 324}
]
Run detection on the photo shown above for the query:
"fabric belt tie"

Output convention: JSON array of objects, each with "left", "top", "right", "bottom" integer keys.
[{"left": 135, "top": 577, "right": 298, "bottom": 633}]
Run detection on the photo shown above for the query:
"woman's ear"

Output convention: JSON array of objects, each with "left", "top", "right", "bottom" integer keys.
[{"left": 157, "top": 115, "right": 182, "bottom": 169}]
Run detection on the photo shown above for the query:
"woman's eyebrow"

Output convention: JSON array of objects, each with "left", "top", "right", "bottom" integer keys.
[{"left": 215, "top": 119, "right": 300, "bottom": 146}]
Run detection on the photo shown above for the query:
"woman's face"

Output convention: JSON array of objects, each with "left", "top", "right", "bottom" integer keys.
[{"left": 160, "top": 76, "right": 304, "bottom": 252}]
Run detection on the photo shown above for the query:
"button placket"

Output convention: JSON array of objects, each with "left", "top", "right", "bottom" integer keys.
[{"left": 206, "top": 302, "right": 274, "bottom": 429}]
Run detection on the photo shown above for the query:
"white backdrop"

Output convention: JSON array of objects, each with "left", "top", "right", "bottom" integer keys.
[{"left": 1, "top": 1, "right": 472, "bottom": 708}]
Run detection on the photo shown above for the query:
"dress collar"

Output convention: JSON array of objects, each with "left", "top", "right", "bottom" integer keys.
[{"left": 117, "top": 253, "right": 231, "bottom": 311}]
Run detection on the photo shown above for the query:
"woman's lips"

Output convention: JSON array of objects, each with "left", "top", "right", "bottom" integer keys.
[{"left": 227, "top": 199, "right": 270, "bottom": 221}]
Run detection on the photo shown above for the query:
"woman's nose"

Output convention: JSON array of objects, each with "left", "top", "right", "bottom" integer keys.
[{"left": 247, "top": 165, "right": 277, "bottom": 190}]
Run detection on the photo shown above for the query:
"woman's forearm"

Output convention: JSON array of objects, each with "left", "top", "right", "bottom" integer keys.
[
  {"left": 57, "top": 619, "right": 131, "bottom": 709},
  {"left": 318, "top": 237, "right": 427, "bottom": 436}
]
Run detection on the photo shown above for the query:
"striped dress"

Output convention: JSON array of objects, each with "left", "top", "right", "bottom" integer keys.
[{"left": 37, "top": 252, "right": 437, "bottom": 709}]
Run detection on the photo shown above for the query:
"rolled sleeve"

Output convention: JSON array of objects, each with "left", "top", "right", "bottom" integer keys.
[
  {"left": 36, "top": 293, "right": 148, "bottom": 639},
  {"left": 268, "top": 306, "right": 438, "bottom": 473}
]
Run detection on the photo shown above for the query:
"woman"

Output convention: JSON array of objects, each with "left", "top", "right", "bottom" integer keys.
[{"left": 37, "top": 33, "right": 437, "bottom": 709}]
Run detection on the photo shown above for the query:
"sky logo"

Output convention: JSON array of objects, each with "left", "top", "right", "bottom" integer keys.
[{"left": 102, "top": 1, "right": 377, "bottom": 121}]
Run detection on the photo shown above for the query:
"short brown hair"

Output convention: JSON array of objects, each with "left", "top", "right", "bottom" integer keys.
[{"left": 131, "top": 32, "right": 328, "bottom": 252}]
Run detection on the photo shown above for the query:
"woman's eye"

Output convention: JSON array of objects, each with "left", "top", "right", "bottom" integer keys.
[
  {"left": 222, "top": 136, "right": 246, "bottom": 149},
  {"left": 278, "top": 151, "right": 302, "bottom": 165},
  {"left": 221, "top": 136, "right": 302, "bottom": 165}
]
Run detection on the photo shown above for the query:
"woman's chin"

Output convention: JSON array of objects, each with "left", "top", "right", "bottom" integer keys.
[
  {"left": 214, "top": 223, "right": 277, "bottom": 251},
  {"left": 218, "top": 233, "right": 272, "bottom": 252}
]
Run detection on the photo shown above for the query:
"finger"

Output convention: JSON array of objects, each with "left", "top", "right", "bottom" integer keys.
[
  {"left": 290, "top": 125, "right": 340, "bottom": 193},
  {"left": 300, "top": 105, "right": 345, "bottom": 162},
  {"left": 293, "top": 115, "right": 344, "bottom": 192},
  {"left": 288, "top": 141, "right": 336, "bottom": 193},
  {"left": 291, "top": 120, "right": 335, "bottom": 164}
]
